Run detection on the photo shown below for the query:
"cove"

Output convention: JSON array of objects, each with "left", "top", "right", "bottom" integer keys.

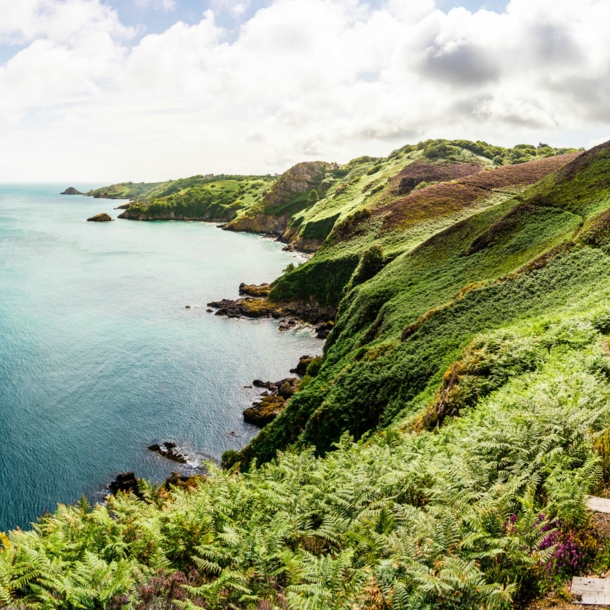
[{"left": 0, "top": 184, "right": 322, "bottom": 531}]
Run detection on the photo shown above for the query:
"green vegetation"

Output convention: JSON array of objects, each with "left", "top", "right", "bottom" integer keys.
[
  {"left": 270, "top": 141, "right": 580, "bottom": 305},
  {"left": 92, "top": 175, "right": 275, "bottom": 222},
  {"left": 2, "top": 320, "right": 610, "bottom": 608},
  {"left": 5, "top": 139, "right": 610, "bottom": 609}
]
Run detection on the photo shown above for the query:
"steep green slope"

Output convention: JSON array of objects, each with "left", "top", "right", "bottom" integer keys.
[
  {"left": 2, "top": 309, "right": 610, "bottom": 608},
  {"left": 4, "top": 141, "right": 610, "bottom": 610},
  {"left": 270, "top": 150, "right": 579, "bottom": 307},
  {"left": 238, "top": 142, "right": 610, "bottom": 466}
]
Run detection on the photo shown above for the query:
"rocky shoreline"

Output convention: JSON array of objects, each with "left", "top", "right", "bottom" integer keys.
[
  {"left": 208, "top": 283, "right": 335, "bottom": 338},
  {"left": 242, "top": 356, "right": 315, "bottom": 427}
]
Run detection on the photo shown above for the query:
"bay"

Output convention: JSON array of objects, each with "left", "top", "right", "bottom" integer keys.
[{"left": 0, "top": 184, "right": 322, "bottom": 531}]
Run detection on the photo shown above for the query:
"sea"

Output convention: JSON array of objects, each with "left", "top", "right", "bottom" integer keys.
[{"left": 0, "top": 184, "right": 322, "bottom": 531}]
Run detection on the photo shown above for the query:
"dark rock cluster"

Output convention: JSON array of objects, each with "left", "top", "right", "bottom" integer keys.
[
  {"left": 239, "top": 283, "right": 272, "bottom": 297},
  {"left": 108, "top": 472, "right": 144, "bottom": 499},
  {"left": 208, "top": 292, "right": 334, "bottom": 329},
  {"left": 147, "top": 442, "right": 188, "bottom": 464},
  {"left": 107, "top": 470, "right": 194, "bottom": 500},
  {"left": 244, "top": 377, "right": 300, "bottom": 427},
  {"left": 315, "top": 321, "right": 334, "bottom": 339},
  {"left": 290, "top": 355, "right": 313, "bottom": 376}
]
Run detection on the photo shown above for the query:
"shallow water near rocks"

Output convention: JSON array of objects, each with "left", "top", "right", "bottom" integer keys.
[{"left": 0, "top": 184, "right": 322, "bottom": 531}]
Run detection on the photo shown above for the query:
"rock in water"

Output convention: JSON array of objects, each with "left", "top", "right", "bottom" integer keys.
[
  {"left": 108, "top": 472, "right": 144, "bottom": 499},
  {"left": 147, "top": 442, "right": 188, "bottom": 464},
  {"left": 243, "top": 377, "right": 300, "bottom": 427},
  {"left": 239, "top": 283, "right": 272, "bottom": 297},
  {"left": 60, "top": 187, "right": 84, "bottom": 195},
  {"left": 291, "top": 355, "right": 313, "bottom": 376},
  {"left": 243, "top": 396, "right": 286, "bottom": 427},
  {"left": 87, "top": 213, "right": 113, "bottom": 222}
]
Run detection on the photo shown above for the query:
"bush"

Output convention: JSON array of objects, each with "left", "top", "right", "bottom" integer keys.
[{"left": 350, "top": 245, "right": 385, "bottom": 287}]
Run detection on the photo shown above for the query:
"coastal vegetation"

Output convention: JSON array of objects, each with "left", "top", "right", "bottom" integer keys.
[{"left": 9, "top": 139, "right": 610, "bottom": 608}]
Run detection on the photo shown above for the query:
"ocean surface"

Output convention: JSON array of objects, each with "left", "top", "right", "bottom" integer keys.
[{"left": 0, "top": 184, "right": 322, "bottom": 532}]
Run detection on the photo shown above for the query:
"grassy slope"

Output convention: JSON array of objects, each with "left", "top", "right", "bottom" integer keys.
[
  {"left": 239, "top": 143, "right": 606, "bottom": 465},
  {"left": 3, "top": 291, "right": 610, "bottom": 609},
  {"left": 270, "top": 143, "right": 578, "bottom": 307},
  {"left": 6, "top": 141, "right": 610, "bottom": 610},
  {"left": 92, "top": 175, "right": 276, "bottom": 222}
]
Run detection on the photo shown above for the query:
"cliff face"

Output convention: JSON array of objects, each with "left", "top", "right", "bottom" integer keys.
[
  {"left": 261, "top": 161, "right": 329, "bottom": 210},
  {"left": 224, "top": 161, "right": 332, "bottom": 237},
  {"left": 117, "top": 208, "right": 237, "bottom": 222},
  {"left": 223, "top": 212, "right": 290, "bottom": 235}
]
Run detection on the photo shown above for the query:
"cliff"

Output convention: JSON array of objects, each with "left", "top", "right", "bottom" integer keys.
[{"left": 223, "top": 161, "right": 334, "bottom": 243}]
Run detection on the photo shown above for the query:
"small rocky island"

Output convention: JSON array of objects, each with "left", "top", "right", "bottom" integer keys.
[
  {"left": 147, "top": 441, "right": 188, "bottom": 464},
  {"left": 60, "top": 187, "right": 84, "bottom": 195},
  {"left": 87, "top": 213, "right": 113, "bottom": 222}
]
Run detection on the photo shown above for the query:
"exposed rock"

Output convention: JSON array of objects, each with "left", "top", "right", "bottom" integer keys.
[
  {"left": 243, "top": 377, "right": 300, "bottom": 427},
  {"left": 108, "top": 472, "right": 144, "bottom": 499},
  {"left": 253, "top": 379, "right": 274, "bottom": 389},
  {"left": 224, "top": 161, "right": 332, "bottom": 237},
  {"left": 315, "top": 321, "right": 335, "bottom": 339},
  {"left": 291, "top": 355, "right": 313, "bottom": 376},
  {"left": 114, "top": 203, "right": 131, "bottom": 210},
  {"left": 207, "top": 296, "right": 334, "bottom": 326},
  {"left": 87, "top": 213, "right": 113, "bottom": 222},
  {"left": 162, "top": 471, "right": 192, "bottom": 490},
  {"left": 244, "top": 396, "right": 286, "bottom": 427},
  {"left": 278, "top": 317, "right": 299, "bottom": 331},
  {"left": 147, "top": 442, "right": 188, "bottom": 464},
  {"left": 185, "top": 305, "right": 191, "bottom": 309},
  {"left": 61, "top": 187, "right": 84, "bottom": 195},
  {"left": 239, "top": 283, "right": 272, "bottom": 297},
  {"left": 208, "top": 297, "right": 279, "bottom": 319}
]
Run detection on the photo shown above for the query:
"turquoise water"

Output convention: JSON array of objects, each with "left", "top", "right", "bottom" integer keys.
[{"left": 0, "top": 185, "right": 322, "bottom": 532}]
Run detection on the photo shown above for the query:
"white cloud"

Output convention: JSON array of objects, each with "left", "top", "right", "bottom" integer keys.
[
  {"left": 0, "top": 0, "right": 609, "bottom": 181},
  {"left": 134, "top": 0, "right": 177, "bottom": 11}
]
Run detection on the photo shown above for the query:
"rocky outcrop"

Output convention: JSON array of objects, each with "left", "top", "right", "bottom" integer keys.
[
  {"left": 87, "top": 213, "right": 113, "bottom": 222},
  {"left": 265, "top": 162, "right": 330, "bottom": 209},
  {"left": 114, "top": 203, "right": 131, "bottom": 210},
  {"left": 108, "top": 472, "right": 144, "bottom": 499},
  {"left": 314, "top": 321, "right": 335, "bottom": 339},
  {"left": 107, "top": 470, "right": 199, "bottom": 500},
  {"left": 147, "top": 442, "right": 188, "bottom": 464},
  {"left": 224, "top": 161, "right": 332, "bottom": 237},
  {"left": 207, "top": 296, "right": 334, "bottom": 327},
  {"left": 291, "top": 355, "right": 313, "bottom": 376},
  {"left": 239, "top": 283, "right": 272, "bottom": 297},
  {"left": 61, "top": 187, "right": 84, "bottom": 195},
  {"left": 162, "top": 471, "right": 192, "bottom": 490},
  {"left": 224, "top": 212, "right": 291, "bottom": 236},
  {"left": 244, "top": 377, "right": 300, "bottom": 427}
]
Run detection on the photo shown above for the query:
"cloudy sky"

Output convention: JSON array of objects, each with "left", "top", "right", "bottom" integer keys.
[{"left": 0, "top": 0, "right": 608, "bottom": 182}]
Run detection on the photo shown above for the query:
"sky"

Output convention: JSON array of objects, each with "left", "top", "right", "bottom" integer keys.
[{"left": 0, "top": 0, "right": 608, "bottom": 182}]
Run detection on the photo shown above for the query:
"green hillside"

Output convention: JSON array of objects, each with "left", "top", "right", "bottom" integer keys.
[
  {"left": 90, "top": 174, "right": 276, "bottom": 222},
  {"left": 6, "top": 141, "right": 610, "bottom": 609}
]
